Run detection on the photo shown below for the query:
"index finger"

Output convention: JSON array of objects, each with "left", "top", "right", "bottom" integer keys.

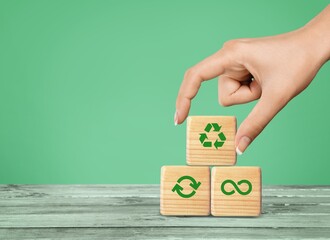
[{"left": 175, "top": 52, "right": 226, "bottom": 124}]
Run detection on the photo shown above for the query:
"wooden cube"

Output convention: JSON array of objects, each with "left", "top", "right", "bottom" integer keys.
[
  {"left": 187, "top": 116, "right": 236, "bottom": 166},
  {"left": 160, "top": 166, "right": 210, "bottom": 216},
  {"left": 211, "top": 166, "right": 261, "bottom": 216}
]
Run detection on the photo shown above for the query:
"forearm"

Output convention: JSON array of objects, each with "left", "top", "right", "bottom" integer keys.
[{"left": 302, "top": 5, "right": 330, "bottom": 63}]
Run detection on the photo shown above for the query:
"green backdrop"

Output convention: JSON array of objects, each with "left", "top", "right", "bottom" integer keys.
[{"left": 0, "top": 0, "right": 329, "bottom": 184}]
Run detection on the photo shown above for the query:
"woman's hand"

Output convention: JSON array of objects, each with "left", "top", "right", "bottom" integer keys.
[{"left": 175, "top": 5, "right": 330, "bottom": 154}]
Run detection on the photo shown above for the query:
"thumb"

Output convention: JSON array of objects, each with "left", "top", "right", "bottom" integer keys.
[{"left": 235, "top": 94, "right": 288, "bottom": 155}]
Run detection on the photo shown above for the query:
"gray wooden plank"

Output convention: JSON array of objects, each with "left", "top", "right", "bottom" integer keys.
[
  {"left": 0, "top": 185, "right": 329, "bottom": 229},
  {"left": 2, "top": 213, "right": 330, "bottom": 228},
  {"left": 1, "top": 196, "right": 330, "bottom": 207},
  {"left": 1, "top": 185, "right": 330, "bottom": 198},
  {"left": 1, "top": 199, "right": 330, "bottom": 215},
  {"left": 1, "top": 227, "right": 330, "bottom": 240}
]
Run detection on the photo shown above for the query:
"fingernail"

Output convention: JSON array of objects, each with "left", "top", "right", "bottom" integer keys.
[
  {"left": 236, "top": 136, "right": 252, "bottom": 155},
  {"left": 174, "top": 110, "right": 178, "bottom": 126},
  {"left": 236, "top": 147, "right": 243, "bottom": 155}
]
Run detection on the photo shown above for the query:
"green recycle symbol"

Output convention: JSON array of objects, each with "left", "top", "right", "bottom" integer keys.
[
  {"left": 172, "top": 175, "right": 201, "bottom": 199},
  {"left": 199, "top": 123, "right": 226, "bottom": 149}
]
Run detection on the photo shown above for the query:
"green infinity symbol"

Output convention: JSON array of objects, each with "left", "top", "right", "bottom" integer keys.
[{"left": 220, "top": 179, "right": 252, "bottom": 196}]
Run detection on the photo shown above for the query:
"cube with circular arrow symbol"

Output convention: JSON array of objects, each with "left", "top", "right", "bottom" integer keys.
[
  {"left": 160, "top": 166, "right": 210, "bottom": 216},
  {"left": 187, "top": 116, "right": 236, "bottom": 166}
]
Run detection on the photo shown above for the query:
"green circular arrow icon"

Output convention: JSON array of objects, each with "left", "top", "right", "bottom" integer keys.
[
  {"left": 172, "top": 175, "right": 201, "bottom": 199},
  {"left": 199, "top": 123, "right": 226, "bottom": 149}
]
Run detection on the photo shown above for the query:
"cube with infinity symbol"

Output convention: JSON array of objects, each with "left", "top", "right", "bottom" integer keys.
[
  {"left": 160, "top": 166, "right": 210, "bottom": 216},
  {"left": 211, "top": 166, "right": 261, "bottom": 216},
  {"left": 186, "top": 116, "right": 236, "bottom": 166}
]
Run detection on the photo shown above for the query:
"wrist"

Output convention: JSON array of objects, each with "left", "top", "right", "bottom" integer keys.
[{"left": 300, "top": 5, "right": 330, "bottom": 64}]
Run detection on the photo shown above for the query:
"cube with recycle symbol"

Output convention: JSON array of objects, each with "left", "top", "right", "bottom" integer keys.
[
  {"left": 187, "top": 116, "right": 236, "bottom": 166},
  {"left": 160, "top": 116, "right": 261, "bottom": 216}
]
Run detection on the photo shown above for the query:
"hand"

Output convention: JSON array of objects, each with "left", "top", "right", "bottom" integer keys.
[{"left": 175, "top": 5, "right": 330, "bottom": 154}]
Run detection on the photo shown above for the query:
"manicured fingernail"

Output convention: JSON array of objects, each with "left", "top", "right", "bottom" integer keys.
[
  {"left": 174, "top": 110, "right": 178, "bottom": 126},
  {"left": 236, "top": 147, "right": 243, "bottom": 155},
  {"left": 236, "top": 136, "right": 252, "bottom": 155}
]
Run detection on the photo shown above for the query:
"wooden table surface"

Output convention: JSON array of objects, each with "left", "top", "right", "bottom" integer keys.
[{"left": 0, "top": 185, "right": 329, "bottom": 239}]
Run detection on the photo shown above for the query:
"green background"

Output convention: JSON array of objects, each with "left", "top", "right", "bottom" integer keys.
[{"left": 0, "top": 0, "right": 329, "bottom": 184}]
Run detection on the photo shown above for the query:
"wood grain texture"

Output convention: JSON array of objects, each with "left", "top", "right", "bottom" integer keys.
[
  {"left": 1, "top": 227, "right": 330, "bottom": 240},
  {"left": 160, "top": 166, "right": 210, "bottom": 216},
  {"left": 211, "top": 167, "right": 261, "bottom": 216},
  {"left": 0, "top": 185, "right": 330, "bottom": 239},
  {"left": 186, "top": 116, "right": 236, "bottom": 165}
]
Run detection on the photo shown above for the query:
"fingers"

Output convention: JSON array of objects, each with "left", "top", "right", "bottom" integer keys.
[
  {"left": 175, "top": 52, "right": 226, "bottom": 125},
  {"left": 235, "top": 92, "right": 289, "bottom": 155},
  {"left": 218, "top": 76, "right": 261, "bottom": 106}
]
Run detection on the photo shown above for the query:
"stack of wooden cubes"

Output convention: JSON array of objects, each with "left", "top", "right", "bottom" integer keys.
[{"left": 160, "top": 116, "right": 261, "bottom": 216}]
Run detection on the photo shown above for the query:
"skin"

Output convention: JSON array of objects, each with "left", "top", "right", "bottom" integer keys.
[{"left": 175, "top": 5, "right": 330, "bottom": 154}]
